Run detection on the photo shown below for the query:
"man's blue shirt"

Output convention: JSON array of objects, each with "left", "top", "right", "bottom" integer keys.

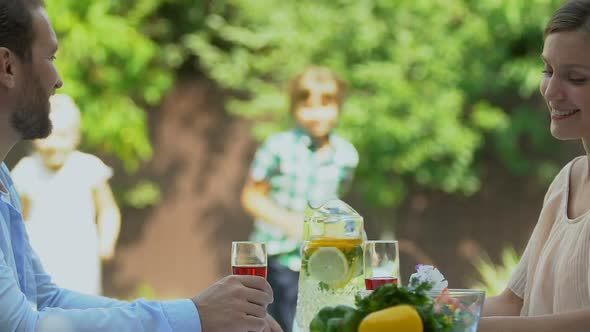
[{"left": 0, "top": 163, "right": 201, "bottom": 331}]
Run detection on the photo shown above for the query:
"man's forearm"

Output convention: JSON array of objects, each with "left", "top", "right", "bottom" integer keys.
[{"left": 479, "top": 308, "right": 590, "bottom": 332}]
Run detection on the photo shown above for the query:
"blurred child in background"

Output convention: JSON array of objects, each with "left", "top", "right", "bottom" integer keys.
[
  {"left": 12, "top": 94, "right": 121, "bottom": 295},
  {"left": 241, "top": 66, "right": 359, "bottom": 331}
]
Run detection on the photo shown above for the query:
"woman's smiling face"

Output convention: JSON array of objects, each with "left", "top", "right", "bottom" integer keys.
[{"left": 540, "top": 30, "right": 590, "bottom": 143}]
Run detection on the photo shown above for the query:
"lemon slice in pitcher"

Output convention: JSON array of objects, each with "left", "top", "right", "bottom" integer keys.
[{"left": 307, "top": 247, "right": 350, "bottom": 287}]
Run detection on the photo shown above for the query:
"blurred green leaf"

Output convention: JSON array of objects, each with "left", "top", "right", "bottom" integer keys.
[
  {"left": 47, "top": 0, "right": 564, "bottom": 206},
  {"left": 123, "top": 180, "right": 162, "bottom": 209},
  {"left": 470, "top": 247, "right": 521, "bottom": 296}
]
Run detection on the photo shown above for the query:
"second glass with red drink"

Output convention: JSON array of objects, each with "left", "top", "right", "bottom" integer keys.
[{"left": 363, "top": 240, "right": 400, "bottom": 290}]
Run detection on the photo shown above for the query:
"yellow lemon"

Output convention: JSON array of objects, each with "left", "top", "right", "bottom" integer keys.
[
  {"left": 307, "top": 247, "right": 350, "bottom": 287},
  {"left": 358, "top": 304, "right": 423, "bottom": 332}
]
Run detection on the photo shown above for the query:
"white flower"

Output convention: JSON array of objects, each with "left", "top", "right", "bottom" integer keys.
[{"left": 408, "top": 264, "right": 448, "bottom": 291}]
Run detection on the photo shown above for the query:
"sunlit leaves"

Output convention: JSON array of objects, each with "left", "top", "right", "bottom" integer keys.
[
  {"left": 184, "top": 0, "right": 562, "bottom": 206},
  {"left": 47, "top": 0, "right": 563, "bottom": 206}
]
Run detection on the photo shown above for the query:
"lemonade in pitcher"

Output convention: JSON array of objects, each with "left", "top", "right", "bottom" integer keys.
[{"left": 294, "top": 200, "right": 365, "bottom": 331}]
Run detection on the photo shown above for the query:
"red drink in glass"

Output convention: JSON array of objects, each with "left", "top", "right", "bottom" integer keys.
[
  {"left": 232, "top": 265, "right": 267, "bottom": 278},
  {"left": 365, "top": 277, "right": 398, "bottom": 290}
]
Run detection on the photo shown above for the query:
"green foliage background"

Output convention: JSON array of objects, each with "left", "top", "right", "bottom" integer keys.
[
  {"left": 47, "top": 0, "right": 563, "bottom": 207},
  {"left": 470, "top": 247, "right": 521, "bottom": 296}
]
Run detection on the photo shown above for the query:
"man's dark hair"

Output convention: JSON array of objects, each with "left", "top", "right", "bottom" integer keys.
[{"left": 0, "top": 0, "right": 45, "bottom": 61}]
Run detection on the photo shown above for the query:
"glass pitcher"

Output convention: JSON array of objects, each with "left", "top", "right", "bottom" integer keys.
[{"left": 294, "top": 199, "right": 365, "bottom": 331}]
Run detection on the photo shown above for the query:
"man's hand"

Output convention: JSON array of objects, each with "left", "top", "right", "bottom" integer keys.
[
  {"left": 263, "top": 314, "right": 284, "bottom": 332},
  {"left": 191, "top": 275, "right": 274, "bottom": 332}
]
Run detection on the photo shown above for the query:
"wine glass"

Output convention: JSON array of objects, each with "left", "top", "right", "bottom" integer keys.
[
  {"left": 363, "top": 240, "right": 400, "bottom": 290},
  {"left": 231, "top": 241, "right": 267, "bottom": 278}
]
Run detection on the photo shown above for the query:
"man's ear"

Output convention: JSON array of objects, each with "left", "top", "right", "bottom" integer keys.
[{"left": 0, "top": 47, "right": 17, "bottom": 89}]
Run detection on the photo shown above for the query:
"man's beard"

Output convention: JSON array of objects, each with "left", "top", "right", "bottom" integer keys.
[{"left": 11, "top": 71, "right": 52, "bottom": 140}]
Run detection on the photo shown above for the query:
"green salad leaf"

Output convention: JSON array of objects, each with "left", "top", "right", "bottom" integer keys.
[
  {"left": 354, "top": 280, "right": 453, "bottom": 332},
  {"left": 309, "top": 280, "right": 455, "bottom": 331}
]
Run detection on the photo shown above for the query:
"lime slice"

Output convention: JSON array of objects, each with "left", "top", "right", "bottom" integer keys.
[{"left": 307, "top": 247, "right": 349, "bottom": 287}]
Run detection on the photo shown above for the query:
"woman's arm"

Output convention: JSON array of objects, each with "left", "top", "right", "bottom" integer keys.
[
  {"left": 483, "top": 288, "right": 523, "bottom": 317},
  {"left": 479, "top": 308, "right": 590, "bottom": 332}
]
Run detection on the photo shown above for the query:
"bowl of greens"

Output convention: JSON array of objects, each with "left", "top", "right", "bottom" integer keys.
[
  {"left": 428, "top": 289, "right": 485, "bottom": 332},
  {"left": 308, "top": 264, "right": 485, "bottom": 332},
  {"left": 309, "top": 282, "right": 485, "bottom": 332}
]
